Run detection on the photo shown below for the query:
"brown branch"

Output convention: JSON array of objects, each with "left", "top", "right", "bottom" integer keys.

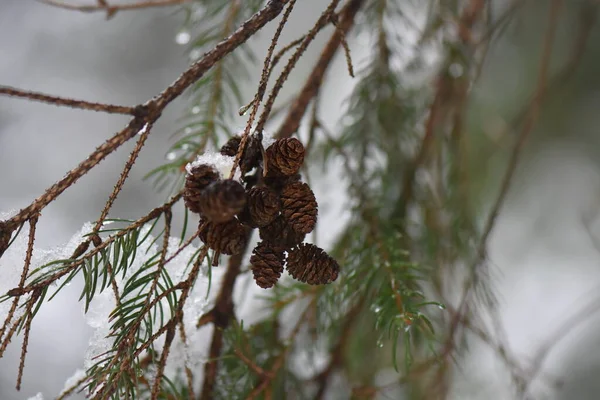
[
  {"left": 0, "top": 216, "right": 38, "bottom": 345},
  {"left": 447, "top": 0, "right": 563, "bottom": 366},
  {"left": 199, "top": 229, "right": 251, "bottom": 400},
  {"left": 245, "top": 299, "right": 315, "bottom": 400},
  {"left": 93, "top": 246, "right": 209, "bottom": 399},
  {"left": 255, "top": 0, "right": 342, "bottom": 136},
  {"left": 274, "top": 0, "right": 364, "bottom": 139},
  {"left": 16, "top": 289, "right": 42, "bottom": 391},
  {"left": 150, "top": 322, "right": 177, "bottom": 400},
  {"left": 0, "top": 85, "right": 138, "bottom": 115},
  {"left": 56, "top": 374, "right": 88, "bottom": 400},
  {"left": 39, "top": 0, "right": 189, "bottom": 19},
  {"left": 178, "top": 320, "right": 196, "bottom": 399},
  {"left": 2, "top": 0, "right": 289, "bottom": 231},
  {"left": 230, "top": 0, "right": 297, "bottom": 178},
  {"left": 234, "top": 348, "right": 271, "bottom": 378},
  {"left": 5, "top": 192, "right": 182, "bottom": 298},
  {"left": 314, "top": 300, "right": 363, "bottom": 399}
]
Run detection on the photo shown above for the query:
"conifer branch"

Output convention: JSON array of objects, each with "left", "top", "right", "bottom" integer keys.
[
  {"left": 275, "top": 0, "right": 364, "bottom": 139},
  {"left": 255, "top": 0, "right": 342, "bottom": 135},
  {"left": 199, "top": 232, "right": 250, "bottom": 400},
  {"left": 446, "top": 0, "right": 563, "bottom": 376},
  {"left": 39, "top": 0, "right": 190, "bottom": 19},
  {"left": 0, "top": 85, "right": 138, "bottom": 115}
]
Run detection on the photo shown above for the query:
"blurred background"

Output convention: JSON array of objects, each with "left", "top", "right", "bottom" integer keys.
[{"left": 2, "top": 0, "right": 600, "bottom": 399}]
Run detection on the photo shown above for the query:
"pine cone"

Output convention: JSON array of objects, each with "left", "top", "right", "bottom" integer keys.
[
  {"left": 286, "top": 244, "right": 339, "bottom": 285},
  {"left": 259, "top": 215, "right": 305, "bottom": 250},
  {"left": 250, "top": 242, "right": 285, "bottom": 289},
  {"left": 280, "top": 182, "right": 317, "bottom": 234},
  {"left": 220, "top": 136, "right": 241, "bottom": 157},
  {"left": 198, "top": 218, "right": 247, "bottom": 255},
  {"left": 265, "top": 138, "right": 305, "bottom": 177},
  {"left": 220, "top": 134, "right": 263, "bottom": 175},
  {"left": 240, "top": 187, "right": 280, "bottom": 228},
  {"left": 264, "top": 173, "right": 301, "bottom": 193},
  {"left": 184, "top": 164, "right": 220, "bottom": 214},
  {"left": 199, "top": 179, "right": 247, "bottom": 223}
]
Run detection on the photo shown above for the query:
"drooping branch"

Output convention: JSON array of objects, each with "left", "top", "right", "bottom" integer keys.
[
  {"left": 39, "top": 0, "right": 190, "bottom": 19},
  {"left": 0, "top": 85, "right": 138, "bottom": 115},
  {"left": 274, "top": 0, "right": 363, "bottom": 140},
  {"left": 1, "top": 0, "right": 290, "bottom": 231}
]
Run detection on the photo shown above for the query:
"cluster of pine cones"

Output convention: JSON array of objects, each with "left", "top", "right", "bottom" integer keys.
[{"left": 183, "top": 135, "right": 339, "bottom": 289}]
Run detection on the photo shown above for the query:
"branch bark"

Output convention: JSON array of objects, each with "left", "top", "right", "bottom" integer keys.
[{"left": 274, "top": 0, "right": 365, "bottom": 140}]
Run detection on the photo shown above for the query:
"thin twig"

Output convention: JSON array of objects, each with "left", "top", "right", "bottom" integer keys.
[
  {"left": 39, "top": 0, "right": 189, "bottom": 19},
  {"left": 178, "top": 320, "right": 196, "bottom": 399},
  {"left": 56, "top": 373, "right": 88, "bottom": 400},
  {"left": 275, "top": 0, "right": 364, "bottom": 139},
  {"left": 448, "top": 0, "right": 563, "bottom": 368},
  {"left": 230, "top": 0, "right": 297, "bottom": 178},
  {"left": 150, "top": 322, "right": 177, "bottom": 399},
  {"left": 0, "top": 85, "right": 138, "bottom": 115},
  {"left": 16, "top": 290, "right": 42, "bottom": 391},
  {"left": 255, "top": 0, "right": 342, "bottom": 136},
  {"left": 329, "top": 14, "right": 354, "bottom": 77},
  {"left": 199, "top": 229, "right": 251, "bottom": 400}
]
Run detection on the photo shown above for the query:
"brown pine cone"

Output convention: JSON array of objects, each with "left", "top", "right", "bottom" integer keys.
[
  {"left": 220, "top": 136, "right": 241, "bottom": 157},
  {"left": 259, "top": 216, "right": 305, "bottom": 250},
  {"left": 198, "top": 218, "right": 247, "bottom": 255},
  {"left": 220, "top": 134, "right": 263, "bottom": 175},
  {"left": 280, "top": 182, "right": 317, "bottom": 234},
  {"left": 265, "top": 138, "right": 305, "bottom": 177},
  {"left": 264, "top": 173, "right": 301, "bottom": 194},
  {"left": 250, "top": 242, "right": 285, "bottom": 289},
  {"left": 286, "top": 244, "right": 339, "bottom": 285},
  {"left": 199, "top": 179, "right": 247, "bottom": 223},
  {"left": 184, "top": 164, "right": 220, "bottom": 214},
  {"left": 239, "top": 187, "right": 280, "bottom": 228}
]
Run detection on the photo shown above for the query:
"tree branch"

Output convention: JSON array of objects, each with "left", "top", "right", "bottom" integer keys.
[
  {"left": 0, "top": 85, "right": 138, "bottom": 115},
  {"left": 1, "top": 0, "right": 289, "bottom": 231},
  {"left": 39, "top": 0, "right": 190, "bottom": 19},
  {"left": 199, "top": 230, "right": 251, "bottom": 400},
  {"left": 275, "top": 0, "right": 364, "bottom": 139}
]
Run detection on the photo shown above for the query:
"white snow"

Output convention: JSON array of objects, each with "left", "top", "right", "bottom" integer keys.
[
  {"left": 27, "top": 393, "right": 44, "bottom": 400},
  {"left": 0, "top": 214, "right": 93, "bottom": 326},
  {"left": 60, "top": 368, "right": 86, "bottom": 396},
  {"left": 185, "top": 151, "right": 241, "bottom": 181}
]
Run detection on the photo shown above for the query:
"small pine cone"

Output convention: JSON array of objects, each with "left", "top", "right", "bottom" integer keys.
[
  {"left": 250, "top": 242, "right": 285, "bottom": 289},
  {"left": 265, "top": 138, "right": 305, "bottom": 177},
  {"left": 220, "top": 134, "right": 262, "bottom": 175},
  {"left": 199, "top": 180, "right": 247, "bottom": 223},
  {"left": 184, "top": 164, "right": 220, "bottom": 214},
  {"left": 199, "top": 218, "right": 247, "bottom": 255},
  {"left": 280, "top": 182, "right": 317, "bottom": 234},
  {"left": 259, "top": 215, "right": 305, "bottom": 250},
  {"left": 264, "top": 173, "right": 301, "bottom": 194},
  {"left": 241, "top": 187, "right": 280, "bottom": 228},
  {"left": 220, "top": 136, "right": 241, "bottom": 157},
  {"left": 286, "top": 244, "right": 339, "bottom": 285}
]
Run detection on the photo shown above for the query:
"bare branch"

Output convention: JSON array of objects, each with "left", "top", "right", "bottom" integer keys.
[
  {"left": 0, "top": 85, "right": 138, "bottom": 115},
  {"left": 275, "top": 0, "right": 364, "bottom": 139},
  {"left": 39, "top": 0, "right": 189, "bottom": 19}
]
